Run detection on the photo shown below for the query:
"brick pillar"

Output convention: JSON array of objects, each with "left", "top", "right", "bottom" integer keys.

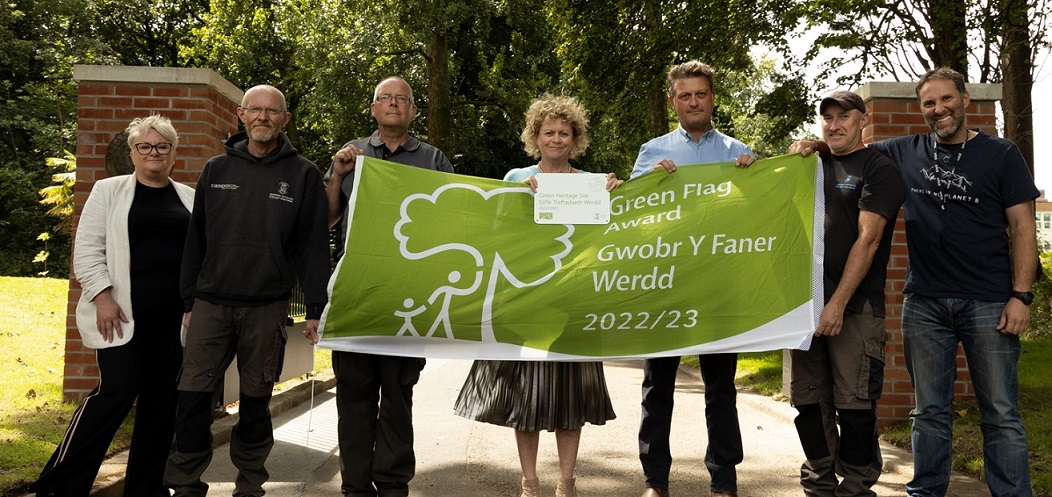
[
  {"left": 857, "top": 81, "right": 1003, "bottom": 426},
  {"left": 65, "top": 66, "right": 243, "bottom": 402}
]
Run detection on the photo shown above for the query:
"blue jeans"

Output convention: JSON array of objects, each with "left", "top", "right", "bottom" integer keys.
[{"left": 902, "top": 294, "right": 1031, "bottom": 497}]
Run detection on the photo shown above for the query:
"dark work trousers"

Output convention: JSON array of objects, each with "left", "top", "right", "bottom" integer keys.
[
  {"left": 639, "top": 353, "right": 743, "bottom": 493},
  {"left": 166, "top": 300, "right": 287, "bottom": 497},
  {"left": 31, "top": 324, "right": 182, "bottom": 497},
  {"left": 334, "top": 351, "right": 424, "bottom": 497}
]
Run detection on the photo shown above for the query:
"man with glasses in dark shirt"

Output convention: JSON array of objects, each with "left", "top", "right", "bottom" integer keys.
[{"left": 323, "top": 76, "right": 453, "bottom": 497}]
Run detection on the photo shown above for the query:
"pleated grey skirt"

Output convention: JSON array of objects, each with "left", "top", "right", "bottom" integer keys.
[{"left": 453, "top": 360, "right": 616, "bottom": 432}]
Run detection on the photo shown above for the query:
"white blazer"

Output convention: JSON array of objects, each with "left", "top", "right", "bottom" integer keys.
[{"left": 74, "top": 174, "right": 195, "bottom": 349}]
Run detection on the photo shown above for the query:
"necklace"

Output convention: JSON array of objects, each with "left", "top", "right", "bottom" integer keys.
[
  {"left": 539, "top": 163, "right": 571, "bottom": 174},
  {"left": 931, "top": 130, "right": 970, "bottom": 210}
]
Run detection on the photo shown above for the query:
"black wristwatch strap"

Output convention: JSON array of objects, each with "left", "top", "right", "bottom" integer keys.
[{"left": 1010, "top": 291, "right": 1034, "bottom": 306}]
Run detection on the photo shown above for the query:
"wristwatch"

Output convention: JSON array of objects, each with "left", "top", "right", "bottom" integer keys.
[{"left": 1010, "top": 291, "right": 1035, "bottom": 306}]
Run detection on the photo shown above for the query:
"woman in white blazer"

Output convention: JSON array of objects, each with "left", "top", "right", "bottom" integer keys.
[{"left": 31, "top": 115, "right": 194, "bottom": 497}]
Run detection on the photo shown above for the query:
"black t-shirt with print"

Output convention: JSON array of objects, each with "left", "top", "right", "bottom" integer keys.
[{"left": 870, "top": 131, "right": 1038, "bottom": 300}]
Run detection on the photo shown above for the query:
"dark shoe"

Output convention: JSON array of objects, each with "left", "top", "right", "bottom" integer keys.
[
  {"left": 710, "top": 491, "right": 738, "bottom": 497},
  {"left": 836, "top": 458, "right": 881, "bottom": 496},
  {"left": 641, "top": 488, "right": 670, "bottom": 497}
]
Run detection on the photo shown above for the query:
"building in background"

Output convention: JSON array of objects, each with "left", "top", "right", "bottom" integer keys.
[{"left": 1036, "top": 192, "right": 1052, "bottom": 252}]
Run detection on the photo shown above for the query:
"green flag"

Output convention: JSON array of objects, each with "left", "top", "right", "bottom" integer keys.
[{"left": 319, "top": 154, "right": 822, "bottom": 359}]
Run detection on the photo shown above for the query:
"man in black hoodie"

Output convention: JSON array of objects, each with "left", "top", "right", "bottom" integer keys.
[{"left": 165, "top": 84, "right": 329, "bottom": 497}]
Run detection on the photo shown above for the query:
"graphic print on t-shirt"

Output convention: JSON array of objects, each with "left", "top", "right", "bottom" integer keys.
[{"left": 920, "top": 147, "right": 977, "bottom": 207}]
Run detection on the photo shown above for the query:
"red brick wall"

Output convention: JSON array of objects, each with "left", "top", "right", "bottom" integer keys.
[
  {"left": 66, "top": 66, "right": 242, "bottom": 401},
  {"left": 859, "top": 82, "right": 1002, "bottom": 425}
]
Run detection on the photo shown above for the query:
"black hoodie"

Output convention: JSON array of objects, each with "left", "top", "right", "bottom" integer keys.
[{"left": 180, "top": 132, "right": 329, "bottom": 319}]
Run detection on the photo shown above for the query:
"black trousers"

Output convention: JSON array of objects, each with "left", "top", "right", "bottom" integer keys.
[
  {"left": 334, "top": 351, "right": 424, "bottom": 497},
  {"left": 638, "top": 353, "right": 743, "bottom": 492},
  {"left": 31, "top": 327, "right": 181, "bottom": 497}
]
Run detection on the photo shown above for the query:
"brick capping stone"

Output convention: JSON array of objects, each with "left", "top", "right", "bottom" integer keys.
[
  {"left": 857, "top": 80, "right": 1003, "bottom": 102},
  {"left": 72, "top": 65, "right": 243, "bottom": 104},
  {"left": 65, "top": 65, "right": 243, "bottom": 402}
]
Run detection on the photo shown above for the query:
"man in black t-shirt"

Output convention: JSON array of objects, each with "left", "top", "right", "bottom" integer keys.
[{"left": 790, "top": 90, "right": 904, "bottom": 496}]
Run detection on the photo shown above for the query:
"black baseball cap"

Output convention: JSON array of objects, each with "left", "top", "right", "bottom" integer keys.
[{"left": 819, "top": 90, "right": 867, "bottom": 114}]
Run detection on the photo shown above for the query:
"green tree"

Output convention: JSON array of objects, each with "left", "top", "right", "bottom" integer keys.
[
  {"left": 1031, "top": 254, "right": 1052, "bottom": 339},
  {"left": 34, "top": 152, "right": 75, "bottom": 276},
  {"left": 801, "top": 0, "right": 1049, "bottom": 173},
  {"left": 723, "top": 57, "right": 815, "bottom": 159},
  {"left": 549, "top": 0, "right": 805, "bottom": 175},
  {"left": 0, "top": 0, "right": 98, "bottom": 276},
  {"left": 285, "top": 0, "right": 559, "bottom": 178},
  {"left": 86, "top": 0, "right": 208, "bottom": 66},
  {"left": 0, "top": 166, "right": 66, "bottom": 276}
]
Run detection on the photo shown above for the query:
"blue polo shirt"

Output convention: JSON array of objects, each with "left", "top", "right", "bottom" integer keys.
[{"left": 631, "top": 126, "right": 752, "bottom": 179}]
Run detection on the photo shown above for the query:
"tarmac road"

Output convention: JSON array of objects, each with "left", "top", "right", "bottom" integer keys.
[{"left": 84, "top": 358, "right": 990, "bottom": 496}]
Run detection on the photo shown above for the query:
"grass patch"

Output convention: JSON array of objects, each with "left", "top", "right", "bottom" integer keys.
[
  {"left": 313, "top": 349, "right": 333, "bottom": 375},
  {"left": 0, "top": 276, "right": 334, "bottom": 496},
  {"left": 735, "top": 351, "right": 784, "bottom": 397},
  {"left": 681, "top": 350, "right": 784, "bottom": 397},
  {"left": 1019, "top": 339, "right": 1052, "bottom": 495},
  {"left": 0, "top": 276, "right": 94, "bottom": 495},
  {"left": 851, "top": 339, "right": 1052, "bottom": 497}
]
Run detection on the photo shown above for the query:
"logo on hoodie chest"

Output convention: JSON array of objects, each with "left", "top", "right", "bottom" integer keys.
[{"left": 269, "top": 181, "right": 294, "bottom": 203}]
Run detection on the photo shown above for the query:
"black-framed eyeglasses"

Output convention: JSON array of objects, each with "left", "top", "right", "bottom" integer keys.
[
  {"left": 240, "top": 106, "right": 287, "bottom": 117},
  {"left": 375, "top": 94, "right": 412, "bottom": 105},
  {"left": 134, "top": 142, "right": 174, "bottom": 156}
]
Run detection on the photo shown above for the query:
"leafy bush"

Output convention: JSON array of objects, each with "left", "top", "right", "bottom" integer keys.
[
  {"left": 1028, "top": 257, "right": 1052, "bottom": 339},
  {"left": 0, "top": 167, "right": 71, "bottom": 277}
]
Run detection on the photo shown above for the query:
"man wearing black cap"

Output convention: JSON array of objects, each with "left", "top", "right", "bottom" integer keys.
[{"left": 790, "top": 90, "right": 904, "bottom": 496}]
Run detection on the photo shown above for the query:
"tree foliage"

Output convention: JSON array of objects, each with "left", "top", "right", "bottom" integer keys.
[
  {"left": 0, "top": 0, "right": 94, "bottom": 276},
  {"left": 723, "top": 57, "right": 817, "bottom": 159},
  {"left": 88, "top": 0, "right": 208, "bottom": 66},
  {"left": 1031, "top": 255, "right": 1052, "bottom": 339},
  {"left": 315, "top": 0, "right": 560, "bottom": 178},
  {"left": 14, "top": 0, "right": 1039, "bottom": 277},
  {"left": 39, "top": 151, "right": 77, "bottom": 232},
  {"left": 550, "top": 0, "right": 808, "bottom": 175},
  {"left": 800, "top": 0, "right": 1049, "bottom": 171}
]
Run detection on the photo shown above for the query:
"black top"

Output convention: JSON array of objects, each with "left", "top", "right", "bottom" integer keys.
[
  {"left": 180, "top": 132, "right": 331, "bottom": 318},
  {"left": 823, "top": 148, "right": 905, "bottom": 316},
  {"left": 129, "top": 180, "right": 191, "bottom": 319},
  {"left": 870, "top": 132, "right": 1039, "bottom": 300}
]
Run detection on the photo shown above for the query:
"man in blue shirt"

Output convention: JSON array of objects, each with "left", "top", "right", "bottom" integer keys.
[{"left": 632, "top": 60, "right": 753, "bottom": 497}]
